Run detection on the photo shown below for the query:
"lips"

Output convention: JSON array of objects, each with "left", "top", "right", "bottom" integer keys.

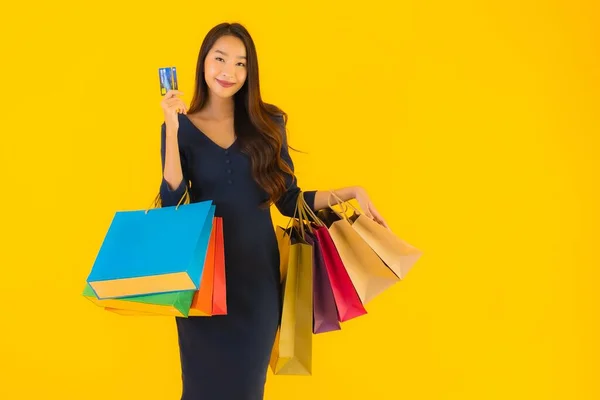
[{"left": 216, "top": 79, "right": 235, "bottom": 88}]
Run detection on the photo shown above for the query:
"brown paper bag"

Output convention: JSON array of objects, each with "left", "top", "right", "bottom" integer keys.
[
  {"left": 350, "top": 211, "right": 422, "bottom": 279},
  {"left": 325, "top": 191, "right": 422, "bottom": 280},
  {"left": 319, "top": 195, "right": 399, "bottom": 305}
]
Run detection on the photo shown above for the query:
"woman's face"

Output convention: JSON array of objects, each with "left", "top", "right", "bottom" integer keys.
[{"left": 204, "top": 35, "right": 248, "bottom": 99}]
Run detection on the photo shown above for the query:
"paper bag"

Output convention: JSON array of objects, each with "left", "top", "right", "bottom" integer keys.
[
  {"left": 295, "top": 198, "right": 341, "bottom": 333},
  {"left": 83, "top": 283, "right": 195, "bottom": 317},
  {"left": 317, "top": 206, "right": 399, "bottom": 305},
  {"left": 313, "top": 225, "right": 367, "bottom": 322},
  {"left": 270, "top": 200, "right": 313, "bottom": 375},
  {"left": 103, "top": 307, "right": 161, "bottom": 316},
  {"left": 189, "top": 217, "right": 227, "bottom": 316},
  {"left": 89, "top": 217, "right": 227, "bottom": 318},
  {"left": 306, "top": 231, "right": 341, "bottom": 334},
  {"left": 210, "top": 216, "right": 227, "bottom": 315},
  {"left": 298, "top": 193, "right": 367, "bottom": 322},
  {"left": 350, "top": 212, "right": 421, "bottom": 279},
  {"left": 86, "top": 200, "right": 215, "bottom": 299}
]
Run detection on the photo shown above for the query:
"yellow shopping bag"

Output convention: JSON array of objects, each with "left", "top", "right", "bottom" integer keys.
[{"left": 270, "top": 195, "right": 313, "bottom": 376}]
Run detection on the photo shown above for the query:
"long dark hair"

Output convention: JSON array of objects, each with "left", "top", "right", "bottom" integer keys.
[{"left": 188, "top": 22, "right": 295, "bottom": 208}]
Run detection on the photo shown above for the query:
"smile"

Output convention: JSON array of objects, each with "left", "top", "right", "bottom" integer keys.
[{"left": 216, "top": 79, "right": 236, "bottom": 88}]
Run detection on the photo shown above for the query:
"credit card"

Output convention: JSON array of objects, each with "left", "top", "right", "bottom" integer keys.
[{"left": 159, "top": 67, "right": 178, "bottom": 95}]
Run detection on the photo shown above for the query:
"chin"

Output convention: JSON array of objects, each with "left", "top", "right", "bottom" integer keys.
[
  {"left": 216, "top": 90, "right": 238, "bottom": 99},
  {"left": 210, "top": 84, "right": 241, "bottom": 99}
]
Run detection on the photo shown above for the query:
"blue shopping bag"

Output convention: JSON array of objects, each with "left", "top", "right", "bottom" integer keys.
[{"left": 87, "top": 200, "right": 215, "bottom": 300}]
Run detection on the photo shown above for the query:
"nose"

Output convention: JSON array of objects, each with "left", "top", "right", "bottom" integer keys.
[{"left": 221, "top": 62, "right": 236, "bottom": 79}]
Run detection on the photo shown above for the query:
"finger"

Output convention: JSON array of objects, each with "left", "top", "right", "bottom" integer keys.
[
  {"left": 166, "top": 99, "right": 186, "bottom": 113},
  {"left": 167, "top": 105, "right": 180, "bottom": 114},
  {"left": 164, "top": 98, "right": 179, "bottom": 108},
  {"left": 166, "top": 97, "right": 184, "bottom": 105},
  {"left": 370, "top": 208, "right": 388, "bottom": 228},
  {"left": 380, "top": 218, "right": 390, "bottom": 229},
  {"left": 164, "top": 90, "right": 184, "bottom": 99},
  {"left": 176, "top": 102, "right": 186, "bottom": 114},
  {"left": 376, "top": 214, "right": 390, "bottom": 229},
  {"left": 171, "top": 98, "right": 186, "bottom": 110},
  {"left": 179, "top": 99, "right": 188, "bottom": 114}
]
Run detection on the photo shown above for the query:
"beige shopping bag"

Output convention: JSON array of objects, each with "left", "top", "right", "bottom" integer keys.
[
  {"left": 350, "top": 212, "right": 421, "bottom": 279},
  {"left": 318, "top": 196, "right": 399, "bottom": 305},
  {"left": 330, "top": 192, "right": 422, "bottom": 280}
]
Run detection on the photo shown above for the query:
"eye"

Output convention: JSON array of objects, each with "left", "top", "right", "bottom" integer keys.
[
  {"left": 237, "top": 62, "right": 246, "bottom": 67},
  {"left": 215, "top": 57, "right": 225, "bottom": 62}
]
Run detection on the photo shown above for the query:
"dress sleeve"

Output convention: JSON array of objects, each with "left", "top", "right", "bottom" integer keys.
[
  {"left": 274, "top": 117, "right": 317, "bottom": 217},
  {"left": 158, "top": 123, "right": 190, "bottom": 207}
]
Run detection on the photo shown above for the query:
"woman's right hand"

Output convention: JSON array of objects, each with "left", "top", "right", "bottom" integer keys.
[{"left": 161, "top": 90, "right": 187, "bottom": 132}]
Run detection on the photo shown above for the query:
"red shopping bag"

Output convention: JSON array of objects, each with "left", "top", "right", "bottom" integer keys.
[
  {"left": 313, "top": 224, "right": 367, "bottom": 322},
  {"left": 297, "top": 194, "right": 367, "bottom": 323},
  {"left": 212, "top": 217, "right": 227, "bottom": 315}
]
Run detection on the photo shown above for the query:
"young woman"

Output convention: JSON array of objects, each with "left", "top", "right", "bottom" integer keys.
[{"left": 159, "top": 22, "right": 388, "bottom": 400}]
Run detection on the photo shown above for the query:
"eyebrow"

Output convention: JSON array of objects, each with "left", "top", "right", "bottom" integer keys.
[{"left": 214, "top": 49, "right": 247, "bottom": 59}]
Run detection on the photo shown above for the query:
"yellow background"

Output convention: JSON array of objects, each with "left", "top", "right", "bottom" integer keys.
[{"left": 1, "top": 1, "right": 598, "bottom": 399}]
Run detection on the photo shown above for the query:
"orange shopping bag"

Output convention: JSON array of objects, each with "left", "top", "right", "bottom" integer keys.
[
  {"left": 189, "top": 217, "right": 227, "bottom": 316},
  {"left": 96, "top": 217, "right": 227, "bottom": 318}
]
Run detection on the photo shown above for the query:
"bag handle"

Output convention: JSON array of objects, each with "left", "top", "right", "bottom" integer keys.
[
  {"left": 145, "top": 186, "right": 190, "bottom": 214},
  {"left": 295, "top": 193, "right": 312, "bottom": 240},
  {"left": 283, "top": 192, "right": 304, "bottom": 241},
  {"left": 282, "top": 192, "right": 316, "bottom": 242},
  {"left": 298, "top": 194, "right": 326, "bottom": 228},
  {"left": 326, "top": 191, "right": 353, "bottom": 222},
  {"left": 296, "top": 193, "right": 315, "bottom": 235},
  {"left": 328, "top": 190, "right": 361, "bottom": 217}
]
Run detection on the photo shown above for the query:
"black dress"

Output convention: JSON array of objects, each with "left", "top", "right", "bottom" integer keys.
[{"left": 158, "top": 113, "right": 316, "bottom": 400}]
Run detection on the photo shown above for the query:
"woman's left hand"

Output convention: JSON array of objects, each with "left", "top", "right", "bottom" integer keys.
[{"left": 354, "top": 187, "right": 389, "bottom": 229}]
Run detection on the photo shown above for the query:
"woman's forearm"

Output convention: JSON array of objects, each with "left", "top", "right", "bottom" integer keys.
[
  {"left": 163, "top": 127, "right": 184, "bottom": 190},
  {"left": 313, "top": 186, "right": 361, "bottom": 211}
]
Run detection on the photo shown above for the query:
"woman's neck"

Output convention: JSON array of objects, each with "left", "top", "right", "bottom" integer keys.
[{"left": 201, "top": 95, "right": 234, "bottom": 121}]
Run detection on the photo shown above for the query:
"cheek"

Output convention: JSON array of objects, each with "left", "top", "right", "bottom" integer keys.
[
  {"left": 237, "top": 69, "right": 248, "bottom": 84},
  {"left": 204, "top": 61, "right": 218, "bottom": 78}
]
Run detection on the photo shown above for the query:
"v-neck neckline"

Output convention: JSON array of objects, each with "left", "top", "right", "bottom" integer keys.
[{"left": 184, "top": 114, "right": 238, "bottom": 151}]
